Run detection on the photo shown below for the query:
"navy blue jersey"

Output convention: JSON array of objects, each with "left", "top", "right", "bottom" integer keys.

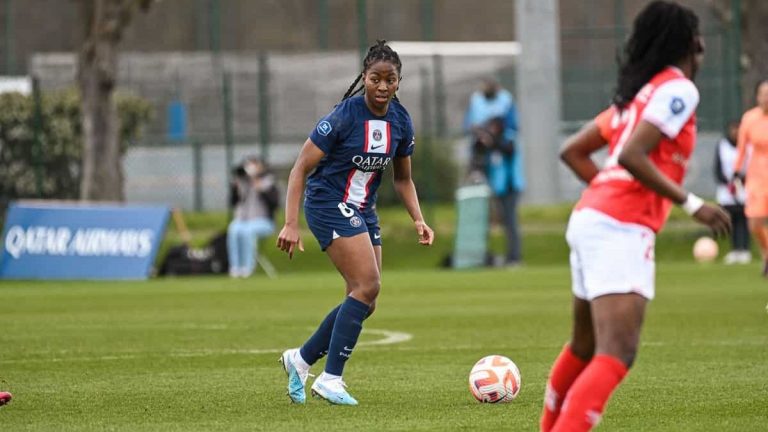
[{"left": 305, "top": 95, "right": 415, "bottom": 210}]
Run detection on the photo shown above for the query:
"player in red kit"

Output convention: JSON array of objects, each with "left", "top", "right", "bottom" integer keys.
[{"left": 539, "top": 2, "right": 731, "bottom": 431}]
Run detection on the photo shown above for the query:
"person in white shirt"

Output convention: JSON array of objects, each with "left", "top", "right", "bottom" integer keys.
[{"left": 715, "top": 120, "right": 751, "bottom": 264}]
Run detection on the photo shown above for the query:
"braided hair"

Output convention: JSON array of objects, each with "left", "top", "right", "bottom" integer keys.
[
  {"left": 613, "top": 1, "right": 700, "bottom": 109},
  {"left": 342, "top": 39, "right": 403, "bottom": 101}
]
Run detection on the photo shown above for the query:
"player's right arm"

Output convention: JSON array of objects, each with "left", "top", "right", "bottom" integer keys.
[
  {"left": 559, "top": 108, "right": 612, "bottom": 184},
  {"left": 276, "top": 139, "right": 325, "bottom": 258}
]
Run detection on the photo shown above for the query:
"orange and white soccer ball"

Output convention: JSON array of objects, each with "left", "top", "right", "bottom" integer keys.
[
  {"left": 693, "top": 237, "right": 718, "bottom": 263},
  {"left": 468, "top": 355, "right": 521, "bottom": 403}
]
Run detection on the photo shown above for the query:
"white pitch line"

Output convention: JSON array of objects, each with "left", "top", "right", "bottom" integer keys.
[
  {"left": 0, "top": 328, "right": 413, "bottom": 364},
  {"left": 357, "top": 328, "right": 413, "bottom": 346},
  {"left": 170, "top": 329, "right": 412, "bottom": 357}
]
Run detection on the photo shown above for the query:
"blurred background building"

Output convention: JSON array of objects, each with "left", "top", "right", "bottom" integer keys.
[{"left": 0, "top": 0, "right": 750, "bottom": 210}]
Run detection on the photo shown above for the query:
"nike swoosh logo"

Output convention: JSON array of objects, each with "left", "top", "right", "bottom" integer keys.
[
  {"left": 370, "top": 144, "right": 384, "bottom": 150},
  {"left": 343, "top": 346, "right": 353, "bottom": 351},
  {"left": 373, "top": 233, "right": 381, "bottom": 239}
]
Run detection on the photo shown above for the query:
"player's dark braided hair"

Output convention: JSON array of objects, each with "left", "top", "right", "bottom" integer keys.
[
  {"left": 342, "top": 39, "right": 403, "bottom": 101},
  {"left": 613, "top": 1, "right": 700, "bottom": 109}
]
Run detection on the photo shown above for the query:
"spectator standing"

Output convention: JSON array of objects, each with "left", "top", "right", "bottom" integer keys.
[
  {"left": 464, "top": 78, "right": 525, "bottom": 266},
  {"left": 715, "top": 120, "right": 751, "bottom": 264}
]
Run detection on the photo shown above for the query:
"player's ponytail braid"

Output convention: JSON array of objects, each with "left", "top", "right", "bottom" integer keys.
[
  {"left": 613, "top": 1, "right": 699, "bottom": 110},
  {"left": 342, "top": 74, "right": 364, "bottom": 101},
  {"left": 341, "top": 39, "right": 403, "bottom": 102}
]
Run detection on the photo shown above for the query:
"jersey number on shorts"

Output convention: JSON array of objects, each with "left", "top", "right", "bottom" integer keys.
[{"left": 337, "top": 202, "right": 354, "bottom": 218}]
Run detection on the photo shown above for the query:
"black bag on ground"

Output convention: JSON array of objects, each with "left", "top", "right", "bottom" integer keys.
[{"left": 158, "top": 232, "right": 229, "bottom": 276}]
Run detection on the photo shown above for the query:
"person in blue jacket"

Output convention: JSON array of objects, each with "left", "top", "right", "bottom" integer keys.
[{"left": 465, "top": 78, "right": 525, "bottom": 266}]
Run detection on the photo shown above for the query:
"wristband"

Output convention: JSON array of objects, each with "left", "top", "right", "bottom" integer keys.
[{"left": 681, "top": 192, "right": 704, "bottom": 216}]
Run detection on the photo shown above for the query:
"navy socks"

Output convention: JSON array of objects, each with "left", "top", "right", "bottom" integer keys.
[
  {"left": 324, "top": 296, "right": 370, "bottom": 376},
  {"left": 299, "top": 304, "right": 341, "bottom": 365}
]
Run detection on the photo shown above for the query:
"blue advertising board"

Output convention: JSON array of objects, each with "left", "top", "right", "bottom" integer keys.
[{"left": 0, "top": 201, "right": 170, "bottom": 280}]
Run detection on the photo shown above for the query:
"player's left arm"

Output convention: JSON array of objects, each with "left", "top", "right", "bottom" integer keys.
[
  {"left": 618, "top": 81, "right": 730, "bottom": 236},
  {"left": 392, "top": 155, "right": 434, "bottom": 246}
]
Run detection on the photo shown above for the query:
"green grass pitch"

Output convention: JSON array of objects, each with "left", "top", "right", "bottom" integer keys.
[{"left": 0, "top": 262, "right": 766, "bottom": 431}]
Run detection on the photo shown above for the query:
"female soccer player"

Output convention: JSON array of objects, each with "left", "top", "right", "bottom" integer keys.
[
  {"left": 733, "top": 79, "right": 768, "bottom": 276},
  {"left": 540, "top": 2, "right": 730, "bottom": 431},
  {"left": 276, "top": 40, "right": 434, "bottom": 406}
]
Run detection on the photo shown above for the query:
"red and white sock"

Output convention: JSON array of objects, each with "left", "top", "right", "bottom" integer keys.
[
  {"left": 551, "top": 354, "right": 628, "bottom": 432},
  {"left": 540, "top": 345, "right": 590, "bottom": 432}
]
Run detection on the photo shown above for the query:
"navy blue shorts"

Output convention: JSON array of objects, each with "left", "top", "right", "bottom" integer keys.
[{"left": 305, "top": 203, "right": 381, "bottom": 251}]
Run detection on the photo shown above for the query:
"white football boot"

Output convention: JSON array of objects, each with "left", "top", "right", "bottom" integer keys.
[
  {"left": 279, "top": 348, "right": 311, "bottom": 404},
  {"left": 310, "top": 374, "right": 358, "bottom": 406}
]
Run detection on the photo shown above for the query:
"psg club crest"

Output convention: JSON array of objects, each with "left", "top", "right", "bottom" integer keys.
[
  {"left": 349, "top": 216, "right": 362, "bottom": 228},
  {"left": 365, "top": 120, "right": 389, "bottom": 154}
]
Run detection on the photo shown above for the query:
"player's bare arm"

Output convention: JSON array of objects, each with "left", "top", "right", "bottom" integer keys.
[
  {"left": 618, "top": 120, "right": 731, "bottom": 236},
  {"left": 276, "top": 138, "right": 325, "bottom": 258},
  {"left": 392, "top": 155, "right": 434, "bottom": 245},
  {"left": 560, "top": 120, "right": 608, "bottom": 184}
]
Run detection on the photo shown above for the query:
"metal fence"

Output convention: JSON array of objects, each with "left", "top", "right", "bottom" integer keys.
[
  {"left": 31, "top": 50, "right": 517, "bottom": 210},
  {"left": 21, "top": 0, "right": 743, "bottom": 210}
]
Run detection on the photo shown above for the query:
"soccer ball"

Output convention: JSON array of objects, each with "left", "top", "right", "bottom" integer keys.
[
  {"left": 693, "top": 237, "right": 718, "bottom": 263},
  {"left": 468, "top": 355, "right": 521, "bottom": 403}
]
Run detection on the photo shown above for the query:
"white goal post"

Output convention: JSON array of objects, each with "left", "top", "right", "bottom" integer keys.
[{"left": 388, "top": 41, "right": 521, "bottom": 57}]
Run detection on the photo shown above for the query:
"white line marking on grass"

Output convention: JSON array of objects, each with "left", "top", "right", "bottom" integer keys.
[
  {"left": 0, "top": 328, "right": 413, "bottom": 364},
  {"left": 171, "top": 329, "right": 412, "bottom": 357},
  {"left": 357, "top": 328, "right": 413, "bottom": 346}
]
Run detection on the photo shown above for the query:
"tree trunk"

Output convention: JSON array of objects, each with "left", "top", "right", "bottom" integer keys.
[
  {"left": 740, "top": 0, "right": 768, "bottom": 109},
  {"left": 77, "top": 0, "right": 139, "bottom": 201},
  {"left": 78, "top": 39, "right": 122, "bottom": 201}
]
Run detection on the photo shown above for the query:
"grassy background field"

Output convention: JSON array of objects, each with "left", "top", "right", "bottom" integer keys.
[
  {"left": 1, "top": 205, "right": 766, "bottom": 431},
  {"left": 1, "top": 265, "right": 766, "bottom": 431}
]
